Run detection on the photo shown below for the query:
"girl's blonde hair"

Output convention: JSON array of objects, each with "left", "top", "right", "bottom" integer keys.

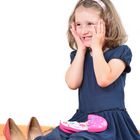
[{"left": 67, "top": 0, "right": 127, "bottom": 50}]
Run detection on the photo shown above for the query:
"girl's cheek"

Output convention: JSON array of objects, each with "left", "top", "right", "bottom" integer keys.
[{"left": 76, "top": 28, "right": 81, "bottom": 35}]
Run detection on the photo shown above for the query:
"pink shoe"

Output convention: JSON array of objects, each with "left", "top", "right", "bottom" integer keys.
[{"left": 59, "top": 114, "right": 108, "bottom": 133}]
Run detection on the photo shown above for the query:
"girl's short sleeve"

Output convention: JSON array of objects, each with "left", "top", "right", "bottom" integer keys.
[
  {"left": 70, "top": 50, "right": 77, "bottom": 64},
  {"left": 107, "top": 45, "right": 132, "bottom": 73}
]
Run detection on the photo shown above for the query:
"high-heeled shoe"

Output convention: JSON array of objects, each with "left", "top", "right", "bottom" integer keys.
[
  {"left": 3, "top": 118, "right": 26, "bottom": 140},
  {"left": 27, "top": 117, "right": 42, "bottom": 140}
]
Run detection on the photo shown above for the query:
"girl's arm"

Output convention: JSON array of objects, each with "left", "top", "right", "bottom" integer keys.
[
  {"left": 91, "top": 47, "right": 125, "bottom": 87},
  {"left": 65, "top": 50, "right": 86, "bottom": 90},
  {"left": 91, "top": 20, "right": 125, "bottom": 87},
  {"left": 65, "top": 22, "right": 86, "bottom": 90}
]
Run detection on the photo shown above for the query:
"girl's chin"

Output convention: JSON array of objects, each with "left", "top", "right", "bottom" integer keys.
[
  {"left": 83, "top": 42, "right": 91, "bottom": 48},
  {"left": 84, "top": 44, "right": 91, "bottom": 48}
]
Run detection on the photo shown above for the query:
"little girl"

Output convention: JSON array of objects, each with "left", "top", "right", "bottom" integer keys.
[{"left": 34, "top": 0, "right": 140, "bottom": 139}]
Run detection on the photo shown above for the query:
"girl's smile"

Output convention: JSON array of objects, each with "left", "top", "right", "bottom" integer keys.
[{"left": 82, "top": 35, "right": 92, "bottom": 41}]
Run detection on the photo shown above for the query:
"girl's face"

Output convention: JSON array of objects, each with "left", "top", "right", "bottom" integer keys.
[{"left": 74, "top": 6, "right": 101, "bottom": 47}]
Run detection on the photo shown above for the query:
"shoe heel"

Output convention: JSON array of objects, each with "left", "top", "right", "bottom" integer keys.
[
  {"left": 3, "top": 118, "right": 26, "bottom": 140},
  {"left": 27, "top": 117, "right": 42, "bottom": 140}
]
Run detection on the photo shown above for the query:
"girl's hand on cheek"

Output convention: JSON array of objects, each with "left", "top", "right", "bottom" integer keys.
[
  {"left": 70, "top": 22, "right": 86, "bottom": 53},
  {"left": 91, "top": 20, "right": 105, "bottom": 51}
]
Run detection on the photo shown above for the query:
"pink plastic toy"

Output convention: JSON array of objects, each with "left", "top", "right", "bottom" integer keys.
[{"left": 59, "top": 114, "right": 108, "bottom": 133}]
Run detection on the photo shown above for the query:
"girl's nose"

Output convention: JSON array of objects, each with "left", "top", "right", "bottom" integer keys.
[{"left": 81, "top": 26, "right": 89, "bottom": 35}]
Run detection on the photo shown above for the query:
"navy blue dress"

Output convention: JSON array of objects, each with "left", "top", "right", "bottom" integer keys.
[{"left": 35, "top": 45, "right": 140, "bottom": 140}]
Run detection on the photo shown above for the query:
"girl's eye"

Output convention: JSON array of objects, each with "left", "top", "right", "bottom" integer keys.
[
  {"left": 88, "top": 22, "right": 94, "bottom": 26},
  {"left": 76, "top": 23, "right": 81, "bottom": 26}
]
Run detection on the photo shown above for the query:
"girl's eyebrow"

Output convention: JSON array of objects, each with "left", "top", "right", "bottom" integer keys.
[
  {"left": 75, "top": 21, "right": 80, "bottom": 23},
  {"left": 86, "top": 20, "right": 98, "bottom": 24},
  {"left": 75, "top": 21, "right": 81, "bottom": 24}
]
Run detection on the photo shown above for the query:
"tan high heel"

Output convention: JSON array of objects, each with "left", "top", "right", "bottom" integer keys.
[
  {"left": 3, "top": 118, "right": 26, "bottom": 140},
  {"left": 27, "top": 117, "right": 42, "bottom": 140}
]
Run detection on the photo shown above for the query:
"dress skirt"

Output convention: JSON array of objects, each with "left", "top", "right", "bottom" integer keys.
[{"left": 34, "top": 108, "right": 140, "bottom": 140}]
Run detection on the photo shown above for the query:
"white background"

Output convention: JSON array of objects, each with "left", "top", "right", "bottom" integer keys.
[{"left": 0, "top": 0, "right": 140, "bottom": 129}]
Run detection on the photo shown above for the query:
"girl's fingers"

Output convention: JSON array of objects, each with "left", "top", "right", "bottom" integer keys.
[
  {"left": 70, "top": 27, "right": 76, "bottom": 38},
  {"left": 96, "top": 20, "right": 101, "bottom": 34},
  {"left": 70, "top": 23, "right": 75, "bottom": 35},
  {"left": 94, "top": 20, "right": 105, "bottom": 36},
  {"left": 70, "top": 27, "right": 79, "bottom": 42},
  {"left": 91, "top": 20, "right": 105, "bottom": 48},
  {"left": 100, "top": 20, "right": 106, "bottom": 35},
  {"left": 92, "top": 25, "right": 97, "bottom": 35},
  {"left": 70, "top": 22, "right": 78, "bottom": 39},
  {"left": 70, "top": 22, "right": 84, "bottom": 47}
]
